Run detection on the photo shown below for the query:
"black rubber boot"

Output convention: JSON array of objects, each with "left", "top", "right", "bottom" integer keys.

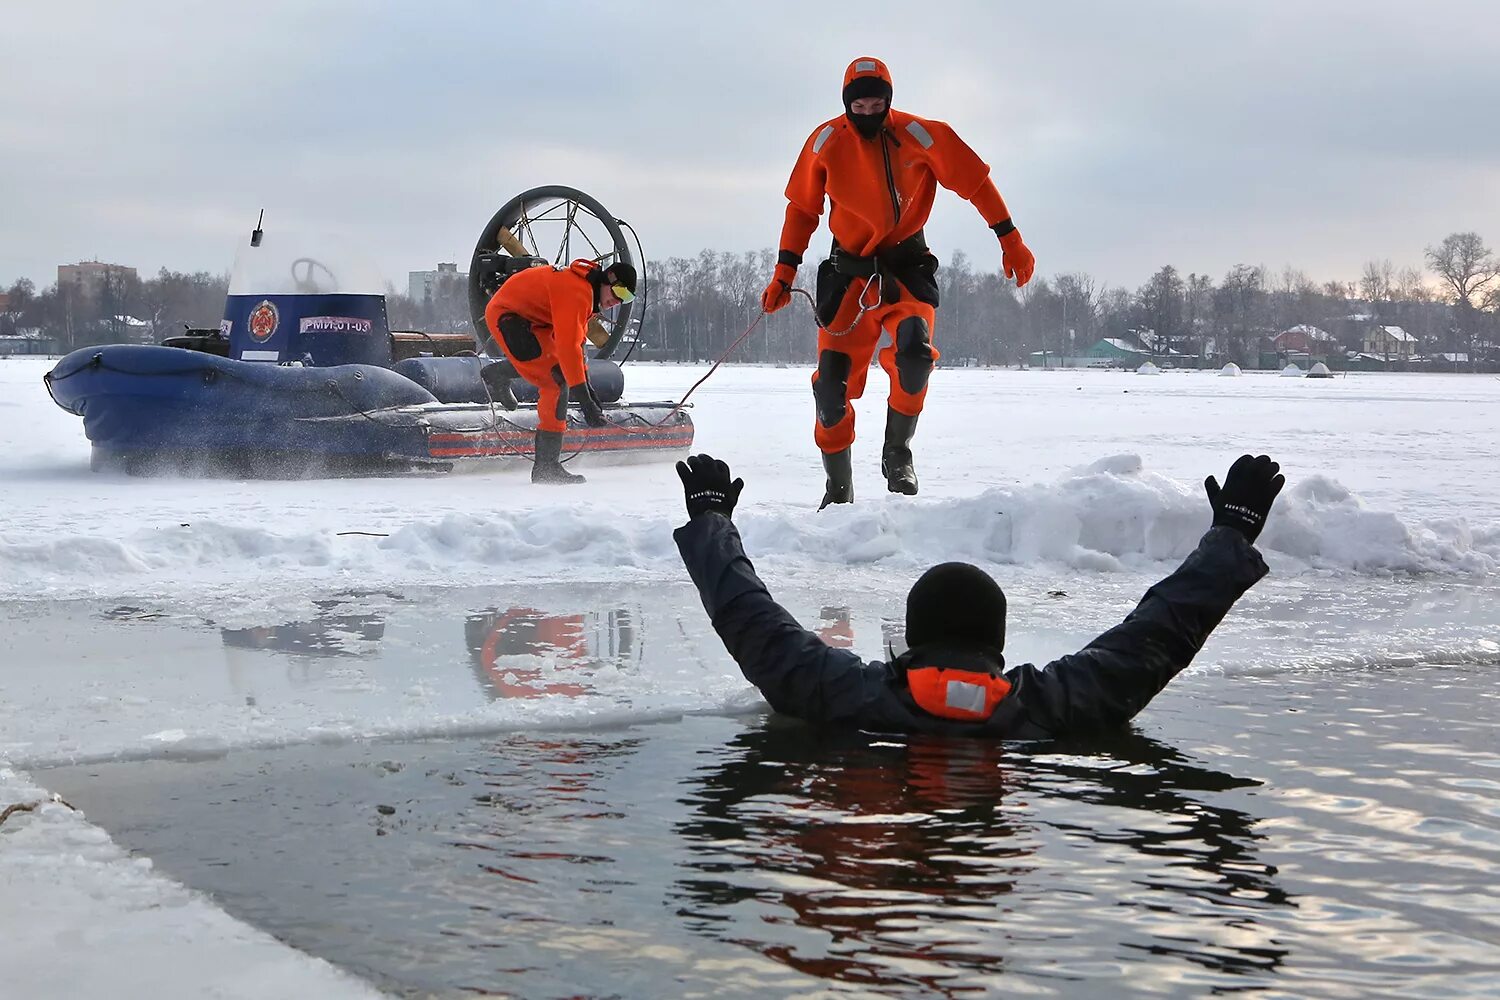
[
  {"left": 819, "top": 448, "right": 854, "bottom": 509},
  {"left": 531, "top": 429, "right": 585, "bottom": 485},
  {"left": 480, "top": 361, "right": 519, "bottom": 411},
  {"left": 881, "top": 408, "right": 919, "bottom": 495}
]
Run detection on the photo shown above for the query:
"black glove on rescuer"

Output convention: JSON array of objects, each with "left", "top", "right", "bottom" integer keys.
[
  {"left": 572, "top": 381, "right": 608, "bottom": 428},
  {"left": 676, "top": 453, "right": 745, "bottom": 520},
  {"left": 1204, "top": 454, "right": 1286, "bottom": 544}
]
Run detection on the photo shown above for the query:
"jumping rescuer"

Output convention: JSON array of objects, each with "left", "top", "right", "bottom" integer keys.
[
  {"left": 673, "top": 453, "right": 1285, "bottom": 738},
  {"left": 760, "top": 56, "right": 1036, "bottom": 508}
]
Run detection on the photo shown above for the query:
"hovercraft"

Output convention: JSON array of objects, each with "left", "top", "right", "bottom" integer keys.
[{"left": 44, "top": 187, "right": 693, "bottom": 476}]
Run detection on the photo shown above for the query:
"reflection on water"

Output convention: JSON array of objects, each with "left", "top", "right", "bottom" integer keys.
[
  {"left": 28, "top": 600, "right": 1500, "bottom": 998},
  {"left": 464, "top": 607, "right": 639, "bottom": 699},
  {"left": 818, "top": 605, "right": 908, "bottom": 659},
  {"left": 675, "top": 727, "right": 1289, "bottom": 994},
  {"left": 205, "top": 591, "right": 643, "bottom": 703},
  {"left": 221, "top": 604, "right": 387, "bottom": 658}
]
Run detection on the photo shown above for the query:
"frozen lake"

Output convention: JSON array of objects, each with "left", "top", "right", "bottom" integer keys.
[{"left": 3, "top": 357, "right": 1499, "bottom": 997}]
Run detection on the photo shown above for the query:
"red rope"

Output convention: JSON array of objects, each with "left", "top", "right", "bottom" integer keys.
[{"left": 650, "top": 288, "right": 820, "bottom": 425}]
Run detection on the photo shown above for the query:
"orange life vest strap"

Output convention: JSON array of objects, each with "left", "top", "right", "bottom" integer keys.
[{"left": 907, "top": 666, "right": 1012, "bottom": 722}]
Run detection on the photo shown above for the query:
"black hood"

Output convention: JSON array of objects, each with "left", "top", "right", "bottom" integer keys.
[{"left": 905, "top": 562, "right": 1007, "bottom": 653}]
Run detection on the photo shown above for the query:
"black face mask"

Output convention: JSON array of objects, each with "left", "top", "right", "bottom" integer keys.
[
  {"left": 846, "top": 108, "right": 889, "bottom": 139},
  {"left": 842, "top": 76, "right": 893, "bottom": 140}
]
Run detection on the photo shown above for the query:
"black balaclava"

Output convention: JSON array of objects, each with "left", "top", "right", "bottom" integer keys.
[
  {"left": 843, "top": 74, "right": 893, "bottom": 139},
  {"left": 904, "top": 562, "right": 1007, "bottom": 654}
]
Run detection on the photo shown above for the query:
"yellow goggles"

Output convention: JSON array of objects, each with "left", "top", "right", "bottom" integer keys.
[{"left": 610, "top": 282, "right": 635, "bottom": 304}]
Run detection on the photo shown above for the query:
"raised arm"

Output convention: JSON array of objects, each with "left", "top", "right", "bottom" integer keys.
[
  {"left": 1007, "top": 455, "right": 1286, "bottom": 737},
  {"left": 673, "top": 455, "right": 880, "bottom": 722}
]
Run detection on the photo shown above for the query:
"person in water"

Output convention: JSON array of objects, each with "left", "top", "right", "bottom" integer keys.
[
  {"left": 481, "top": 259, "right": 636, "bottom": 485},
  {"left": 759, "top": 56, "right": 1036, "bottom": 507},
  {"left": 673, "top": 453, "right": 1284, "bottom": 737}
]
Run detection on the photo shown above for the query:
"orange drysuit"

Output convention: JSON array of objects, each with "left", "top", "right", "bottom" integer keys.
[
  {"left": 484, "top": 259, "right": 599, "bottom": 433},
  {"left": 773, "top": 57, "right": 1027, "bottom": 454}
]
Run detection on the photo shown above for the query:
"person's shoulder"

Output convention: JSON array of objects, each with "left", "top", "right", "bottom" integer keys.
[
  {"left": 546, "top": 260, "right": 596, "bottom": 297},
  {"left": 801, "top": 116, "right": 848, "bottom": 157},
  {"left": 889, "top": 109, "right": 956, "bottom": 151}
]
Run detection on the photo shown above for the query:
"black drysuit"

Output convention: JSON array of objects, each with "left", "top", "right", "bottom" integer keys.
[{"left": 674, "top": 514, "right": 1268, "bottom": 739}]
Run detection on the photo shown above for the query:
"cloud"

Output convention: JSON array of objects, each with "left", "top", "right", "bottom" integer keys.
[{"left": 3, "top": 0, "right": 1498, "bottom": 293}]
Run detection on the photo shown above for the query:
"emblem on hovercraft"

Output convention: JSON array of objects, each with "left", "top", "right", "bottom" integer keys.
[{"left": 247, "top": 300, "right": 280, "bottom": 342}]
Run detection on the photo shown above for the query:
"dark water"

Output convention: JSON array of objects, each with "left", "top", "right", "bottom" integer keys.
[{"left": 39, "top": 663, "right": 1500, "bottom": 999}]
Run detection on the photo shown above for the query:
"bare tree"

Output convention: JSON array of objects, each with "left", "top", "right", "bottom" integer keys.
[
  {"left": 1053, "top": 272, "right": 1098, "bottom": 358},
  {"left": 1213, "top": 264, "right": 1269, "bottom": 366},
  {"left": 1426, "top": 232, "right": 1498, "bottom": 366},
  {"left": 1184, "top": 272, "right": 1215, "bottom": 360},
  {"left": 1137, "top": 265, "right": 1184, "bottom": 356},
  {"left": 1359, "top": 259, "right": 1395, "bottom": 317}
]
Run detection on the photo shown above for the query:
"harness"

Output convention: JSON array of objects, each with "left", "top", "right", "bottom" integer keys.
[{"left": 815, "top": 229, "right": 939, "bottom": 331}]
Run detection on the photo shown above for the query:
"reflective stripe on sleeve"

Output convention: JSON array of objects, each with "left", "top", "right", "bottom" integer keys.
[{"left": 905, "top": 120, "right": 935, "bottom": 149}]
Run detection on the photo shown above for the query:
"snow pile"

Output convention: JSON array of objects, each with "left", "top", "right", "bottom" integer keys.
[
  {"left": 1136, "top": 362, "right": 1161, "bottom": 375},
  {"left": 1307, "top": 362, "right": 1334, "bottom": 378},
  {"left": 1219, "top": 363, "right": 1242, "bottom": 377},
  {"left": 0, "top": 766, "right": 382, "bottom": 999},
  {"left": 6, "top": 455, "right": 1494, "bottom": 596},
  {"left": 1281, "top": 363, "right": 1305, "bottom": 377},
  {"left": 1262, "top": 475, "right": 1498, "bottom": 574}
]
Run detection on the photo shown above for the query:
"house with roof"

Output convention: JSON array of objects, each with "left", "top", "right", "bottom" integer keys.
[
  {"left": 1273, "top": 324, "right": 1338, "bottom": 356},
  {"left": 1363, "top": 325, "right": 1417, "bottom": 359}
]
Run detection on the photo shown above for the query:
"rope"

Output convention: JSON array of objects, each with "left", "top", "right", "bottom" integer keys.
[
  {"left": 643, "top": 278, "right": 859, "bottom": 426},
  {"left": 648, "top": 306, "right": 768, "bottom": 425}
]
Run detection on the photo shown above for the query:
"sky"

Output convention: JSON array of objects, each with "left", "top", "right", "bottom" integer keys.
[{"left": 2, "top": 1, "right": 1498, "bottom": 295}]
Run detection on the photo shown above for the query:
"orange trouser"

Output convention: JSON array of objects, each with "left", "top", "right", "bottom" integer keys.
[
  {"left": 810, "top": 278, "right": 939, "bottom": 454},
  {"left": 495, "top": 313, "right": 571, "bottom": 432}
]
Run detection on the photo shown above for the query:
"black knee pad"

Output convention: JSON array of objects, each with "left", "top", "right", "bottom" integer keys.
[
  {"left": 498, "top": 313, "right": 543, "bottom": 362},
  {"left": 813, "top": 350, "right": 853, "bottom": 427},
  {"left": 894, "top": 316, "right": 935, "bottom": 395},
  {"left": 548, "top": 365, "right": 569, "bottom": 423}
]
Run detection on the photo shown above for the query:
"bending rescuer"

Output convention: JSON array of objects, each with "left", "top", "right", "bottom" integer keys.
[
  {"left": 481, "top": 259, "right": 637, "bottom": 485},
  {"left": 760, "top": 56, "right": 1036, "bottom": 508}
]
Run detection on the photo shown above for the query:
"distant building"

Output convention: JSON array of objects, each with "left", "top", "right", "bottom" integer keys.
[
  {"left": 0, "top": 330, "right": 59, "bottom": 356},
  {"left": 57, "top": 260, "right": 138, "bottom": 300},
  {"left": 0, "top": 292, "right": 10, "bottom": 313},
  {"left": 1086, "top": 337, "right": 1153, "bottom": 362},
  {"left": 1363, "top": 325, "right": 1416, "bottom": 359},
  {"left": 1273, "top": 324, "right": 1338, "bottom": 356},
  {"left": 408, "top": 262, "right": 467, "bottom": 302}
]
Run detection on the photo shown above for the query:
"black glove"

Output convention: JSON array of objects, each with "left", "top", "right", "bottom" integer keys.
[
  {"left": 571, "top": 381, "right": 608, "bottom": 428},
  {"left": 1204, "top": 454, "right": 1286, "bottom": 544},
  {"left": 675, "top": 453, "right": 745, "bottom": 520}
]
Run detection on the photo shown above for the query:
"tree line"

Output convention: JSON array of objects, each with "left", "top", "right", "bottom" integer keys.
[
  {"left": 637, "top": 233, "right": 1499, "bottom": 369},
  {"left": 6, "top": 232, "right": 1497, "bottom": 370}
]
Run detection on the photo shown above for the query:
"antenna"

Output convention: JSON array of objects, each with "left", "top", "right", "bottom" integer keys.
[{"left": 250, "top": 209, "right": 264, "bottom": 247}]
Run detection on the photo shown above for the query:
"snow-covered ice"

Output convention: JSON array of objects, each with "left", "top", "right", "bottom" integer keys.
[{"left": 3, "top": 356, "right": 1500, "bottom": 996}]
